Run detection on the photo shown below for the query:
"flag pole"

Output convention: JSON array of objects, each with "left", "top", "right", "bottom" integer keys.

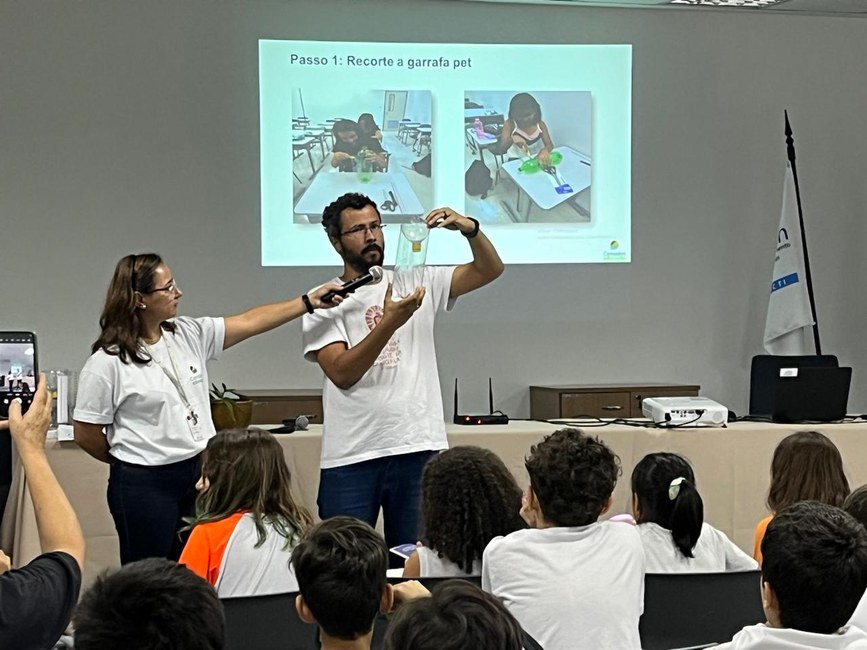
[{"left": 784, "top": 110, "right": 821, "bottom": 354}]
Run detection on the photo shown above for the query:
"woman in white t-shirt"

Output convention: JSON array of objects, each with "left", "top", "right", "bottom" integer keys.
[
  {"left": 73, "top": 253, "right": 342, "bottom": 564},
  {"left": 631, "top": 452, "right": 758, "bottom": 573}
]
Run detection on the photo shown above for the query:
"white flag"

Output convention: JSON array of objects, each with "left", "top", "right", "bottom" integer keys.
[{"left": 763, "top": 163, "right": 815, "bottom": 354}]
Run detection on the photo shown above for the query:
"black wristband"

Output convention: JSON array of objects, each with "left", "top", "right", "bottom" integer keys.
[
  {"left": 301, "top": 294, "right": 314, "bottom": 314},
  {"left": 462, "top": 217, "right": 480, "bottom": 239}
]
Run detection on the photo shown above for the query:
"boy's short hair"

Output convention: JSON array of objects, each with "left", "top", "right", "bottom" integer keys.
[
  {"left": 291, "top": 516, "right": 388, "bottom": 640},
  {"left": 525, "top": 428, "right": 621, "bottom": 527},
  {"left": 73, "top": 558, "right": 224, "bottom": 650},
  {"left": 384, "top": 579, "right": 523, "bottom": 650},
  {"left": 843, "top": 484, "right": 867, "bottom": 529},
  {"left": 762, "top": 501, "right": 867, "bottom": 634}
]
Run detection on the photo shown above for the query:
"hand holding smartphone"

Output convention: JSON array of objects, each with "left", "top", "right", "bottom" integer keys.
[{"left": 0, "top": 332, "right": 38, "bottom": 419}]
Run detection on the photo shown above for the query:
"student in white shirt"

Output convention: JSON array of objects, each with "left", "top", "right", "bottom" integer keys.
[
  {"left": 482, "top": 428, "right": 645, "bottom": 650},
  {"left": 718, "top": 501, "right": 867, "bottom": 650},
  {"left": 403, "top": 446, "right": 525, "bottom": 578},
  {"left": 631, "top": 452, "right": 758, "bottom": 573},
  {"left": 73, "top": 253, "right": 343, "bottom": 564}
]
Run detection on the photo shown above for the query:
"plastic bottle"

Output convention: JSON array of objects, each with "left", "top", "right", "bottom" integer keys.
[
  {"left": 355, "top": 147, "right": 373, "bottom": 183},
  {"left": 518, "top": 157, "right": 541, "bottom": 174},
  {"left": 473, "top": 118, "right": 485, "bottom": 138}
]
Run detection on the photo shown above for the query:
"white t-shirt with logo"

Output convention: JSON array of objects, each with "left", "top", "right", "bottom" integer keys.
[
  {"left": 74, "top": 316, "right": 224, "bottom": 465},
  {"left": 302, "top": 267, "right": 455, "bottom": 469},
  {"left": 482, "top": 522, "right": 646, "bottom": 650}
]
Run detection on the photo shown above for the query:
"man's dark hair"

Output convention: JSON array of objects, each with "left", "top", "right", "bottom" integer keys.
[
  {"left": 291, "top": 516, "right": 388, "bottom": 640},
  {"left": 73, "top": 558, "right": 224, "bottom": 650},
  {"left": 761, "top": 501, "right": 867, "bottom": 634},
  {"left": 525, "top": 428, "right": 621, "bottom": 527},
  {"left": 321, "top": 192, "right": 380, "bottom": 241},
  {"left": 384, "top": 579, "right": 523, "bottom": 650},
  {"left": 843, "top": 484, "right": 867, "bottom": 529},
  {"left": 332, "top": 118, "right": 359, "bottom": 138}
]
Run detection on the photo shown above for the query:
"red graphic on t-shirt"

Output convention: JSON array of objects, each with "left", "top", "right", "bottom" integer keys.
[{"left": 366, "top": 305, "right": 400, "bottom": 368}]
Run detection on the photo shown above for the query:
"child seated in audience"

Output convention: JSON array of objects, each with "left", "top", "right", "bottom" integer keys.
[
  {"left": 403, "top": 446, "right": 525, "bottom": 578},
  {"left": 74, "top": 558, "right": 225, "bottom": 650},
  {"left": 843, "top": 485, "right": 867, "bottom": 631},
  {"left": 754, "top": 431, "right": 849, "bottom": 563},
  {"left": 482, "top": 427, "right": 645, "bottom": 650},
  {"left": 385, "top": 579, "right": 530, "bottom": 650},
  {"left": 291, "top": 516, "right": 393, "bottom": 650},
  {"left": 632, "top": 452, "right": 757, "bottom": 572},
  {"left": 179, "top": 428, "right": 313, "bottom": 596},
  {"left": 717, "top": 501, "right": 867, "bottom": 649}
]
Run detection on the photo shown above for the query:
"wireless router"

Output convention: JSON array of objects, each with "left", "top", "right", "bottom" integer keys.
[{"left": 453, "top": 378, "right": 510, "bottom": 425}]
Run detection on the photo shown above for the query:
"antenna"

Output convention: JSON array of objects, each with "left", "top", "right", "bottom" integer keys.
[
  {"left": 454, "top": 378, "right": 459, "bottom": 420},
  {"left": 488, "top": 377, "right": 494, "bottom": 414}
]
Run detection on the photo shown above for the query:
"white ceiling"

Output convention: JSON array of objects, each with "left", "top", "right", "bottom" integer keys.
[{"left": 452, "top": 0, "right": 867, "bottom": 17}]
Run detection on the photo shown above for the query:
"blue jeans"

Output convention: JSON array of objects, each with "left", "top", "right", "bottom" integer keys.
[
  {"left": 318, "top": 451, "right": 438, "bottom": 556},
  {"left": 107, "top": 455, "right": 201, "bottom": 564}
]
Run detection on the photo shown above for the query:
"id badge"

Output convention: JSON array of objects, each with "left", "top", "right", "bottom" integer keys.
[{"left": 187, "top": 409, "right": 206, "bottom": 441}]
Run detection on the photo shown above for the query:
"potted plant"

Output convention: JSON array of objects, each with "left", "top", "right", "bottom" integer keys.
[{"left": 209, "top": 383, "right": 253, "bottom": 431}]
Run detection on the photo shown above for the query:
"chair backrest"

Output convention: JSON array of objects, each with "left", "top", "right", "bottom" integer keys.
[
  {"left": 749, "top": 354, "right": 838, "bottom": 415},
  {"left": 222, "top": 592, "right": 319, "bottom": 650},
  {"left": 639, "top": 570, "right": 765, "bottom": 650}
]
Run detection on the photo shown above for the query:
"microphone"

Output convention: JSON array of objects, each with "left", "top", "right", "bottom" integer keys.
[{"left": 322, "top": 265, "right": 383, "bottom": 303}]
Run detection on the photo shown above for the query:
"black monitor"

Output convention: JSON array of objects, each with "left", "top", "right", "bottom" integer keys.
[{"left": 749, "top": 354, "right": 839, "bottom": 416}]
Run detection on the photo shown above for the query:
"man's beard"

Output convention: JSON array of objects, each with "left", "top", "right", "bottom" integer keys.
[{"left": 343, "top": 242, "right": 384, "bottom": 275}]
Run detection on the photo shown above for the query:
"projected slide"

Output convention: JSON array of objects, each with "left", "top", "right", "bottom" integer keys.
[{"left": 260, "top": 41, "right": 631, "bottom": 266}]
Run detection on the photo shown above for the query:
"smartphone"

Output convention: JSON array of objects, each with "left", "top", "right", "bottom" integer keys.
[
  {"left": 389, "top": 543, "right": 418, "bottom": 560},
  {"left": 0, "top": 331, "right": 38, "bottom": 419}
]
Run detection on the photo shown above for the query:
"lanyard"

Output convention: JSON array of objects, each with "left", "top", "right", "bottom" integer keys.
[{"left": 146, "top": 335, "right": 192, "bottom": 411}]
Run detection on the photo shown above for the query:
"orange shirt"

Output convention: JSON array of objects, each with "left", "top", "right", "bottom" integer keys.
[
  {"left": 753, "top": 514, "right": 773, "bottom": 565},
  {"left": 179, "top": 511, "right": 246, "bottom": 586}
]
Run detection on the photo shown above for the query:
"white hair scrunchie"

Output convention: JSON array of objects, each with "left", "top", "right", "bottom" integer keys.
[{"left": 668, "top": 477, "right": 686, "bottom": 501}]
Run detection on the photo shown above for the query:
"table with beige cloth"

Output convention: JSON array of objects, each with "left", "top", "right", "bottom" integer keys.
[{"left": 4, "top": 420, "right": 867, "bottom": 589}]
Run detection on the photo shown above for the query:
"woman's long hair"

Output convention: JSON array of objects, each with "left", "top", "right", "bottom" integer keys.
[
  {"left": 632, "top": 452, "right": 704, "bottom": 559},
  {"left": 767, "top": 431, "right": 849, "bottom": 512},
  {"left": 91, "top": 253, "right": 175, "bottom": 364},
  {"left": 190, "top": 429, "right": 313, "bottom": 548}
]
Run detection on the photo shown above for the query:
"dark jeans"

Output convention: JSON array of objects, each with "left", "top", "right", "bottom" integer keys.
[
  {"left": 107, "top": 455, "right": 201, "bottom": 564},
  {"left": 318, "top": 450, "right": 438, "bottom": 560}
]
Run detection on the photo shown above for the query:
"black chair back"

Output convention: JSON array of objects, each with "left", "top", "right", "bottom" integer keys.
[
  {"left": 222, "top": 592, "right": 318, "bottom": 650},
  {"left": 639, "top": 570, "right": 764, "bottom": 650}
]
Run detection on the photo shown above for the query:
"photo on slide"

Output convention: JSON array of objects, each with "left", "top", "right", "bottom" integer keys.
[
  {"left": 463, "top": 90, "right": 592, "bottom": 224},
  {"left": 291, "top": 89, "right": 434, "bottom": 225}
]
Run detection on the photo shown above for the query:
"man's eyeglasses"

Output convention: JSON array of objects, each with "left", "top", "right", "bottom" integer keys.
[
  {"left": 145, "top": 280, "right": 180, "bottom": 295},
  {"left": 340, "top": 223, "right": 387, "bottom": 238}
]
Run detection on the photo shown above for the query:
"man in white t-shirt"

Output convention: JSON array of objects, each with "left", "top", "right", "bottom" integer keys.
[
  {"left": 717, "top": 501, "right": 867, "bottom": 650},
  {"left": 302, "top": 193, "right": 503, "bottom": 553},
  {"left": 482, "top": 428, "right": 645, "bottom": 650}
]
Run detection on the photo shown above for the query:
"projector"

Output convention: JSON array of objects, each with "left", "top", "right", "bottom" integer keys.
[{"left": 642, "top": 397, "right": 729, "bottom": 428}]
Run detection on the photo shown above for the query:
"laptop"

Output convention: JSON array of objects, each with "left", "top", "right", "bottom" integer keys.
[
  {"left": 771, "top": 366, "right": 852, "bottom": 423},
  {"left": 749, "top": 354, "right": 839, "bottom": 416}
]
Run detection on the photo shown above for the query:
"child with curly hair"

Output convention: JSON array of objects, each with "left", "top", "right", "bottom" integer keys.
[
  {"left": 483, "top": 428, "right": 645, "bottom": 650},
  {"left": 403, "top": 446, "right": 525, "bottom": 578},
  {"left": 179, "top": 428, "right": 313, "bottom": 596}
]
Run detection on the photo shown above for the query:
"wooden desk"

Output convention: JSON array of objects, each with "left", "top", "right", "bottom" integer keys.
[
  {"left": 236, "top": 389, "right": 323, "bottom": 425},
  {"left": 531, "top": 383, "right": 701, "bottom": 419}
]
